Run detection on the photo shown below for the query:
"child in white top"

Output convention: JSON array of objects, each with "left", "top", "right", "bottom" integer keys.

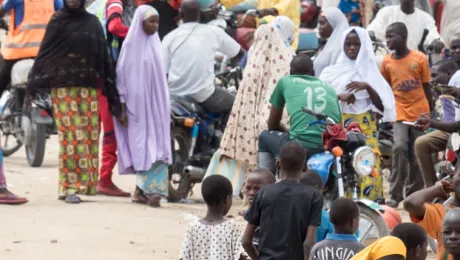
[{"left": 179, "top": 175, "right": 245, "bottom": 260}]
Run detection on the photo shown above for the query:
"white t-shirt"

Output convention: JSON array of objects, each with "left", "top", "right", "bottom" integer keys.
[
  {"left": 367, "top": 6, "right": 442, "bottom": 51},
  {"left": 162, "top": 23, "right": 241, "bottom": 102},
  {"left": 448, "top": 71, "right": 460, "bottom": 121},
  {"left": 317, "top": 0, "right": 340, "bottom": 8}
]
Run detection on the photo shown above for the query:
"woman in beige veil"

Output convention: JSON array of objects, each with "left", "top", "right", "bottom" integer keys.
[{"left": 220, "top": 17, "right": 295, "bottom": 173}]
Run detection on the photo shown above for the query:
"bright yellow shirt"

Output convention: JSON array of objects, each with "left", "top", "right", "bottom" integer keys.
[
  {"left": 257, "top": 0, "right": 300, "bottom": 49},
  {"left": 350, "top": 236, "right": 407, "bottom": 260},
  {"left": 220, "top": 0, "right": 244, "bottom": 9}
]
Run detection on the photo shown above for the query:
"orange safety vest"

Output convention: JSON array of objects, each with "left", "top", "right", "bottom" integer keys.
[{"left": 2, "top": 0, "right": 55, "bottom": 60}]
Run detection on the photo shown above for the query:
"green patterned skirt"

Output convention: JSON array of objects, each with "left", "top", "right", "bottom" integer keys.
[{"left": 51, "top": 87, "right": 100, "bottom": 197}]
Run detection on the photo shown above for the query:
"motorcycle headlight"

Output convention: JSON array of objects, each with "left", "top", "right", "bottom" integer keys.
[{"left": 352, "top": 146, "right": 376, "bottom": 176}]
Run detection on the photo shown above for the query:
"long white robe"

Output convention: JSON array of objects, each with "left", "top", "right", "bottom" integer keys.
[
  {"left": 441, "top": 0, "right": 460, "bottom": 48},
  {"left": 367, "top": 5, "right": 442, "bottom": 51}
]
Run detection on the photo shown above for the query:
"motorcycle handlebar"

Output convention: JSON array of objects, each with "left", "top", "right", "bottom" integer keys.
[
  {"left": 302, "top": 107, "right": 328, "bottom": 121},
  {"left": 418, "top": 28, "right": 429, "bottom": 53}
]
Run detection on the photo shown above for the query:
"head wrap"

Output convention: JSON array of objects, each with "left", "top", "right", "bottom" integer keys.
[
  {"left": 270, "top": 16, "right": 295, "bottom": 48},
  {"left": 313, "top": 7, "right": 349, "bottom": 77},
  {"left": 320, "top": 27, "right": 396, "bottom": 122}
]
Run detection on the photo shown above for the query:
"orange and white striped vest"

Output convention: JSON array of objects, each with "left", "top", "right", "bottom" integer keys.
[{"left": 2, "top": 0, "right": 55, "bottom": 60}]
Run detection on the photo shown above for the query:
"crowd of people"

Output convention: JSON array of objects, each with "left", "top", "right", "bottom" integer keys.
[{"left": 0, "top": 0, "right": 460, "bottom": 259}]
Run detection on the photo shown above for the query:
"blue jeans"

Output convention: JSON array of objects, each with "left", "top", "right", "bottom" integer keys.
[{"left": 258, "top": 130, "right": 323, "bottom": 172}]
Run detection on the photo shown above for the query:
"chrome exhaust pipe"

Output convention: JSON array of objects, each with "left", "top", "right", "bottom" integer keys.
[{"left": 183, "top": 166, "right": 205, "bottom": 182}]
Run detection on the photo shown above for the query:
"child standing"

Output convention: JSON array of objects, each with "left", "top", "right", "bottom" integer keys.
[
  {"left": 404, "top": 167, "right": 460, "bottom": 260},
  {"left": 179, "top": 175, "right": 245, "bottom": 260},
  {"left": 300, "top": 169, "right": 334, "bottom": 242},
  {"left": 351, "top": 223, "right": 427, "bottom": 260},
  {"left": 442, "top": 208, "right": 460, "bottom": 259},
  {"left": 244, "top": 169, "right": 276, "bottom": 207},
  {"left": 380, "top": 21, "right": 433, "bottom": 208},
  {"left": 243, "top": 169, "right": 276, "bottom": 250},
  {"left": 310, "top": 198, "right": 365, "bottom": 260},
  {"left": 242, "top": 142, "right": 323, "bottom": 260}
]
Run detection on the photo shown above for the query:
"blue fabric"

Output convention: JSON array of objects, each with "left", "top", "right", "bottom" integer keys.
[
  {"left": 239, "top": 51, "right": 248, "bottom": 68},
  {"left": 2, "top": 0, "right": 64, "bottom": 28},
  {"left": 135, "top": 162, "right": 169, "bottom": 196},
  {"left": 338, "top": 0, "right": 360, "bottom": 24},
  {"left": 442, "top": 99, "right": 455, "bottom": 123},
  {"left": 326, "top": 233, "right": 359, "bottom": 241},
  {"left": 316, "top": 210, "right": 360, "bottom": 242},
  {"left": 316, "top": 210, "right": 334, "bottom": 242}
]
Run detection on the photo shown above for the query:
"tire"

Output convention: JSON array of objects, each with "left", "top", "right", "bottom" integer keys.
[
  {"left": 25, "top": 123, "right": 46, "bottom": 167},
  {"left": 168, "top": 126, "right": 193, "bottom": 202},
  {"left": 358, "top": 205, "right": 390, "bottom": 245},
  {"left": 2, "top": 136, "right": 22, "bottom": 157}
]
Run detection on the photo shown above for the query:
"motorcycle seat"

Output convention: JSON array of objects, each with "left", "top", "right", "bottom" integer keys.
[
  {"left": 11, "top": 59, "right": 34, "bottom": 87},
  {"left": 170, "top": 95, "right": 207, "bottom": 118}
]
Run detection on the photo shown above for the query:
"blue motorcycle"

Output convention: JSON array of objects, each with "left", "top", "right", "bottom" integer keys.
[
  {"left": 169, "top": 93, "right": 229, "bottom": 202},
  {"left": 302, "top": 107, "right": 390, "bottom": 244}
]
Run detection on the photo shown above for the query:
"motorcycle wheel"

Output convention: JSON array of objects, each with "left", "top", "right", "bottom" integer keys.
[
  {"left": 168, "top": 126, "right": 193, "bottom": 202},
  {"left": 25, "top": 122, "right": 46, "bottom": 167},
  {"left": 358, "top": 205, "right": 390, "bottom": 246},
  {"left": 1, "top": 133, "right": 22, "bottom": 157}
]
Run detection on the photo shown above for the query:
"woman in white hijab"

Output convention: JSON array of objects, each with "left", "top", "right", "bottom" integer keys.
[
  {"left": 314, "top": 7, "right": 349, "bottom": 77},
  {"left": 320, "top": 26, "right": 396, "bottom": 203}
]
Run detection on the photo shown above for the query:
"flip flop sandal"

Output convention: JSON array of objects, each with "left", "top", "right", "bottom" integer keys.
[
  {"left": 0, "top": 194, "right": 28, "bottom": 205},
  {"left": 65, "top": 194, "right": 82, "bottom": 204}
]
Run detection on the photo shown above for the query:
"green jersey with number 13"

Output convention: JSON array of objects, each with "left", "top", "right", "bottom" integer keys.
[{"left": 270, "top": 75, "right": 341, "bottom": 150}]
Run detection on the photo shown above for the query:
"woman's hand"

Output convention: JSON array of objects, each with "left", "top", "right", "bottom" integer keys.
[
  {"left": 345, "top": 81, "right": 369, "bottom": 93},
  {"left": 118, "top": 104, "right": 128, "bottom": 127}
]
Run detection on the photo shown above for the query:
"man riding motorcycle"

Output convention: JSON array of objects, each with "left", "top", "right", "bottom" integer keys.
[
  {"left": 0, "top": 0, "right": 63, "bottom": 95},
  {"left": 162, "top": 0, "right": 245, "bottom": 114},
  {"left": 258, "top": 54, "right": 341, "bottom": 172}
]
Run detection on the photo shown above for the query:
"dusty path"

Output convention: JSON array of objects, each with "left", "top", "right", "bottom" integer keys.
[{"left": 0, "top": 136, "right": 436, "bottom": 260}]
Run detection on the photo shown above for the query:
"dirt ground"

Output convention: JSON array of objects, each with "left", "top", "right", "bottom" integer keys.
[{"left": 0, "top": 136, "right": 436, "bottom": 260}]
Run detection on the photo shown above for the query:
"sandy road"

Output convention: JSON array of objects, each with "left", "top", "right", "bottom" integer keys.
[
  {"left": 0, "top": 136, "right": 218, "bottom": 260},
  {"left": 0, "top": 136, "right": 436, "bottom": 260}
]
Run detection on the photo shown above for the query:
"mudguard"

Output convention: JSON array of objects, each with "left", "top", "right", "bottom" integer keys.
[
  {"left": 354, "top": 198, "right": 385, "bottom": 213},
  {"left": 30, "top": 106, "right": 53, "bottom": 124},
  {"left": 307, "top": 152, "right": 334, "bottom": 186}
]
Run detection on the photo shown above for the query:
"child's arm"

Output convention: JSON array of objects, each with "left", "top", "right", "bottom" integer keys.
[
  {"left": 422, "top": 82, "right": 434, "bottom": 112},
  {"left": 403, "top": 181, "right": 451, "bottom": 220},
  {"left": 303, "top": 226, "right": 317, "bottom": 260},
  {"left": 242, "top": 224, "right": 258, "bottom": 260},
  {"left": 421, "top": 56, "right": 434, "bottom": 111},
  {"left": 304, "top": 190, "right": 324, "bottom": 260}
]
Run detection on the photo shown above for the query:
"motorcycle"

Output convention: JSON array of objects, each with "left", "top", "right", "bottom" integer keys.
[
  {"left": 302, "top": 107, "right": 390, "bottom": 244},
  {"left": 169, "top": 92, "right": 230, "bottom": 202},
  {"left": 0, "top": 59, "right": 55, "bottom": 167}
]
